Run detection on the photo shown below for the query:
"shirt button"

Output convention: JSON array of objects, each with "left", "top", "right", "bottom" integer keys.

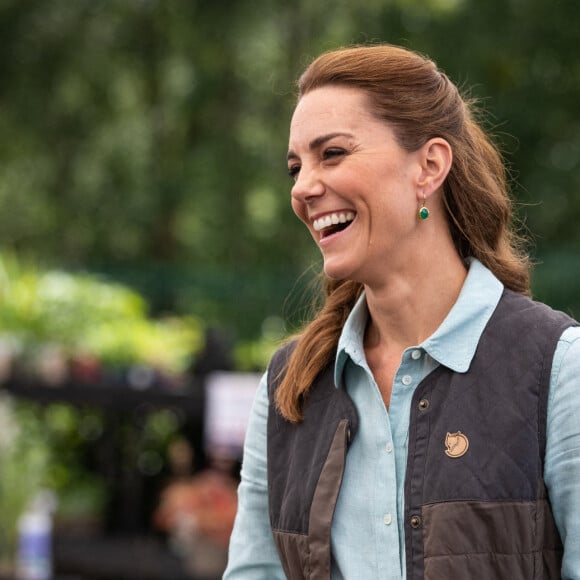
[
  {"left": 411, "top": 349, "right": 422, "bottom": 360},
  {"left": 401, "top": 375, "right": 412, "bottom": 386},
  {"left": 383, "top": 513, "right": 392, "bottom": 525},
  {"left": 385, "top": 442, "right": 393, "bottom": 453}
]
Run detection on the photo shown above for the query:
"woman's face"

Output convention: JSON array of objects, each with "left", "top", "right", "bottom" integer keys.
[{"left": 288, "top": 85, "right": 426, "bottom": 285}]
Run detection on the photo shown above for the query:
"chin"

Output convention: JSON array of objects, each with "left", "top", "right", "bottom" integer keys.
[{"left": 322, "top": 260, "right": 356, "bottom": 282}]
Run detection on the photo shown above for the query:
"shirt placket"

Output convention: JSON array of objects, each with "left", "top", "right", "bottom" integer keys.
[{"left": 388, "top": 348, "right": 430, "bottom": 576}]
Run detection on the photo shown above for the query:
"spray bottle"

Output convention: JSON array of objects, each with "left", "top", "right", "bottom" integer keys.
[{"left": 15, "top": 490, "right": 56, "bottom": 580}]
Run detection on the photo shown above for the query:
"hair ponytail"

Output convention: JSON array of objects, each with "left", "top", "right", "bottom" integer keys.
[{"left": 276, "top": 278, "right": 362, "bottom": 422}]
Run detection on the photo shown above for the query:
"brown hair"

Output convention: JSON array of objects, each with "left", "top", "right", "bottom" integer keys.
[{"left": 277, "top": 44, "right": 531, "bottom": 423}]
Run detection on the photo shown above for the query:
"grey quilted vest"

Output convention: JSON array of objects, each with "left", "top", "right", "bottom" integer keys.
[{"left": 267, "top": 290, "right": 576, "bottom": 579}]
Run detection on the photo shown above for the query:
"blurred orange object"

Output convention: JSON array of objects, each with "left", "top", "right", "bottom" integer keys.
[{"left": 154, "top": 470, "right": 238, "bottom": 547}]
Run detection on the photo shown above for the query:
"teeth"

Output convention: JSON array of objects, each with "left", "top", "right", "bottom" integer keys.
[{"left": 313, "top": 212, "right": 355, "bottom": 232}]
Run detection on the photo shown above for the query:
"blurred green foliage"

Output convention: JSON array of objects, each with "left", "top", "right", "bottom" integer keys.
[
  {"left": 0, "top": 393, "right": 182, "bottom": 563},
  {"left": 0, "top": 252, "right": 203, "bottom": 373},
  {"left": 0, "top": 0, "right": 579, "bottom": 335},
  {"left": 0, "top": 252, "right": 202, "bottom": 551},
  {"left": 0, "top": 397, "right": 105, "bottom": 565}
]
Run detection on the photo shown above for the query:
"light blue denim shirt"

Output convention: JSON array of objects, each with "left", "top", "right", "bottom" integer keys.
[{"left": 224, "top": 259, "right": 580, "bottom": 579}]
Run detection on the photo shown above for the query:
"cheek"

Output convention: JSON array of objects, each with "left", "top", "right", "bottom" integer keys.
[{"left": 291, "top": 197, "right": 309, "bottom": 225}]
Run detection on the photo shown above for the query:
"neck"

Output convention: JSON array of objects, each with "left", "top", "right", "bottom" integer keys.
[{"left": 363, "top": 248, "right": 467, "bottom": 353}]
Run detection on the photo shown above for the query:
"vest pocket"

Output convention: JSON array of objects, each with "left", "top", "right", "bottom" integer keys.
[{"left": 421, "top": 499, "right": 562, "bottom": 580}]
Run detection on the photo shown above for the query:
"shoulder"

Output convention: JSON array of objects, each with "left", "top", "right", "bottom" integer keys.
[
  {"left": 551, "top": 325, "right": 580, "bottom": 386},
  {"left": 488, "top": 292, "right": 577, "bottom": 368},
  {"left": 557, "top": 324, "right": 580, "bottom": 344},
  {"left": 266, "top": 339, "right": 298, "bottom": 398},
  {"left": 497, "top": 291, "right": 578, "bottom": 353},
  {"left": 501, "top": 290, "right": 577, "bottom": 325},
  {"left": 268, "top": 339, "right": 298, "bottom": 373}
]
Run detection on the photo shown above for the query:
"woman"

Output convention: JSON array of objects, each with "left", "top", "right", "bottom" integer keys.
[{"left": 224, "top": 45, "right": 580, "bottom": 579}]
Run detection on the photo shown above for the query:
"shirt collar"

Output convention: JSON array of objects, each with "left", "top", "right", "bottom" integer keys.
[
  {"left": 334, "top": 258, "right": 504, "bottom": 386},
  {"left": 335, "top": 291, "right": 369, "bottom": 385}
]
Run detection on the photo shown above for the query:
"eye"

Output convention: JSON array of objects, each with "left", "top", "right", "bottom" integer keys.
[
  {"left": 322, "top": 147, "right": 346, "bottom": 161},
  {"left": 287, "top": 164, "right": 301, "bottom": 180}
]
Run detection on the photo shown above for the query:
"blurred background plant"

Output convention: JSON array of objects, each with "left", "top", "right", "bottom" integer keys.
[
  {"left": 0, "top": 250, "right": 279, "bottom": 576},
  {"left": 0, "top": 252, "right": 207, "bottom": 573},
  {"left": 0, "top": 252, "right": 203, "bottom": 375},
  {"left": 0, "top": 395, "right": 105, "bottom": 572}
]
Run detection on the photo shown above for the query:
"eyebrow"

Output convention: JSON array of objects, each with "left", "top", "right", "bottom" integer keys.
[{"left": 287, "top": 132, "right": 354, "bottom": 161}]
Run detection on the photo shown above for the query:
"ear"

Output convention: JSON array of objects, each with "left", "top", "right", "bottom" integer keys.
[{"left": 416, "top": 138, "right": 452, "bottom": 199}]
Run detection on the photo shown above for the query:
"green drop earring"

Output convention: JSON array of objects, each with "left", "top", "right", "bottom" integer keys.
[{"left": 418, "top": 195, "right": 430, "bottom": 221}]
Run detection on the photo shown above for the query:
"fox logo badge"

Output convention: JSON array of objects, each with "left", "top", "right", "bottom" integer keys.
[{"left": 445, "top": 431, "right": 469, "bottom": 458}]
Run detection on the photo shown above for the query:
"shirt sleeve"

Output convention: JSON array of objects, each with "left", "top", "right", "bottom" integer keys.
[
  {"left": 545, "top": 326, "right": 580, "bottom": 580},
  {"left": 223, "top": 370, "right": 286, "bottom": 579}
]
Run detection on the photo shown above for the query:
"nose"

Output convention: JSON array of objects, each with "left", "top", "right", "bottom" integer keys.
[{"left": 291, "top": 166, "right": 325, "bottom": 204}]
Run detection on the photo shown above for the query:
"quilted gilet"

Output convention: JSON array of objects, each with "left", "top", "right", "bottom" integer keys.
[{"left": 267, "top": 290, "right": 576, "bottom": 579}]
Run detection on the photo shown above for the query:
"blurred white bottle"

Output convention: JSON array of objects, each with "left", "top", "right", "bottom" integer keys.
[{"left": 16, "top": 490, "right": 56, "bottom": 580}]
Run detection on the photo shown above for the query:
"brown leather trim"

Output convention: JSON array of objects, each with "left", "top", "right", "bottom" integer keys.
[
  {"left": 422, "top": 499, "right": 562, "bottom": 580},
  {"left": 307, "top": 419, "right": 350, "bottom": 580},
  {"left": 272, "top": 530, "right": 310, "bottom": 579}
]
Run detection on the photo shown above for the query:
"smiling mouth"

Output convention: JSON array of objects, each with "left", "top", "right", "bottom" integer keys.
[{"left": 313, "top": 212, "right": 355, "bottom": 238}]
